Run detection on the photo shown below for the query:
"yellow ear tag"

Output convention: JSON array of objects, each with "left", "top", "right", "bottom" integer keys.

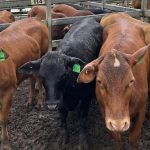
[{"left": 73, "top": 64, "right": 81, "bottom": 73}]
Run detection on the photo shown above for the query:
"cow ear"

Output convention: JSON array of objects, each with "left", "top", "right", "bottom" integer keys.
[
  {"left": 77, "top": 56, "right": 103, "bottom": 83},
  {"left": 77, "top": 64, "right": 96, "bottom": 83},
  {"left": 65, "top": 56, "right": 86, "bottom": 74},
  {"left": 129, "top": 44, "right": 150, "bottom": 66},
  {"left": 18, "top": 58, "right": 42, "bottom": 75}
]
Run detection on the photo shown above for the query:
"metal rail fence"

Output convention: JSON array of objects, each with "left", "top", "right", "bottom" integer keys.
[{"left": 0, "top": 0, "right": 149, "bottom": 49}]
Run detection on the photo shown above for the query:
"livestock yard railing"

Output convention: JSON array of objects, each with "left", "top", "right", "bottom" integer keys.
[
  {"left": 0, "top": 0, "right": 149, "bottom": 49},
  {"left": 45, "top": 0, "right": 144, "bottom": 49}
]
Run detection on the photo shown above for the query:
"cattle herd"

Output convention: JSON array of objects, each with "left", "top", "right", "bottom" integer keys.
[{"left": 0, "top": 0, "right": 150, "bottom": 150}]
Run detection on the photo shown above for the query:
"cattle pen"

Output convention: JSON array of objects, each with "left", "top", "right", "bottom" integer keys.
[
  {"left": 0, "top": 0, "right": 149, "bottom": 48},
  {"left": 0, "top": 0, "right": 150, "bottom": 150}
]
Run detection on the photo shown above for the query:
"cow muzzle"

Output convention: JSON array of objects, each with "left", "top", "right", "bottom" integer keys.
[
  {"left": 106, "top": 117, "right": 130, "bottom": 132},
  {"left": 45, "top": 100, "right": 59, "bottom": 111}
]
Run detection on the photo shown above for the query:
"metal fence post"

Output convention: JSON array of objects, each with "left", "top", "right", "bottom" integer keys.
[
  {"left": 141, "top": 0, "right": 148, "bottom": 22},
  {"left": 102, "top": 0, "right": 106, "bottom": 10},
  {"left": 45, "top": 0, "right": 52, "bottom": 51}
]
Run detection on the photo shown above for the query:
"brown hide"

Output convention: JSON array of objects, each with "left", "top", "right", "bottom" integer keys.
[
  {"left": 78, "top": 14, "right": 150, "bottom": 144},
  {"left": 101, "top": 12, "right": 150, "bottom": 45},
  {"left": 0, "top": 17, "right": 49, "bottom": 145},
  {"left": 52, "top": 4, "right": 94, "bottom": 16},
  {"left": 28, "top": 6, "right": 46, "bottom": 20},
  {"left": 28, "top": 6, "right": 68, "bottom": 40},
  {"left": 132, "top": 0, "right": 150, "bottom": 9},
  {"left": 0, "top": 10, "right": 15, "bottom": 24}
]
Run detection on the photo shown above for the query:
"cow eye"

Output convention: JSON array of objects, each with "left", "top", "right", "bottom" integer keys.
[
  {"left": 97, "top": 80, "right": 102, "bottom": 84},
  {"left": 97, "top": 80, "right": 105, "bottom": 89}
]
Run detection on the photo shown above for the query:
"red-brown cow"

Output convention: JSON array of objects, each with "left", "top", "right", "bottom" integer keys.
[
  {"left": 77, "top": 13, "right": 150, "bottom": 144},
  {"left": 132, "top": 0, "right": 150, "bottom": 9},
  {"left": 28, "top": 6, "right": 46, "bottom": 20},
  {"left": 0, "top": 10, "right": 15, "bottom": 24},
  {"left": 28, "top": 6, "right": 67, "bottom": 40},
  {"left": 52, "top": 4, "right": 94, "bottom": 16},
  {"left": 0, "top": 17, "right": 49, "bottom": 148},
  {"left": 100, "top": 12, "right": 150, "bottom": 45}
]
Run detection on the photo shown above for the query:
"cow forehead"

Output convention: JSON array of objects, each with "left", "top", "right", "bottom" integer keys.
[{"left": 98, "top": 51, "right": 130, "bottom": 83}]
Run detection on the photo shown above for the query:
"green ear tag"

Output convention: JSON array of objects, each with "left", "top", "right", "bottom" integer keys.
[
  {"left": 73, "top": 64, "right": 81, "bottom": 73},
  {"left": 137, "top": 58, "right": 143, "bottom": 64},
  {"left": 0, "top": 49, "right": 6, "bottom": 61}
]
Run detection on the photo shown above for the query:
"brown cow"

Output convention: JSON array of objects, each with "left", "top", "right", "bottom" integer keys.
[
  {"left": 52, "top": 4, "right": 94, "bottom": 16},
  {"left": 0, "top": 17, "right": 49, "bottom": 148},
  {"left": 0, "top": 10, "right": 15, "bottom": 24},
  {"left": 132, "top": 0, "right": 150, "bottom": 9},
  {"left": 28, "top": 6, "right": 46, "bottom": 20},
  {"left": 100, "top": 12, "right": 150, "bottom": 45},
  {"left": 77, "top": 13, "right": 150, "bottom": 144},
  {"left": 28, "top": 6, "right": 68, "bottom": 40}
]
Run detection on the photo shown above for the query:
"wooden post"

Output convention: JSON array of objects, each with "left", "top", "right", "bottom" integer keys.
[{"left": 45, "top": 0, "right": 52, "bottom": 51}]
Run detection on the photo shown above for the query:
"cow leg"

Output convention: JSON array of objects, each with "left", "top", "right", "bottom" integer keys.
[
  {"left": 78, "top": 98, "right": 91, "bottom": 150},
  {"left": 0, "top": 87, "right": 15, "bottom": 149},
  {"left": 57, "top": 104, "right": 69, "bottom": 148},
  {"left": 25, "top": 77, "right": 36, "bottom": 109},
  {"left": 129, "top": 105, "right": 146, "bottom": 144},
  {"left": 35, "top": 78, "right": 44, "bottom": 110}
]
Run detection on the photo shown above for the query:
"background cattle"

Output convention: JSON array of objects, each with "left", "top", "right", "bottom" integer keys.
[
  {"left": 78, "top": 13, "right": 150, "bottom": 144},
  {"left": 18, "top": 17, "right": 103, "bottom": 149},
  {"left": 66, "top": 3, "right": 111, "bottom": 14},
  {"left": 52, "top": 4, "right": 94, "bottom": 16},
  {"left": 132, "top": 0, "right": 150, "bottom": 9},
  {"left": 28, "top": 6, "right": 67, "bottom": 40},
  {"left": 0, "top": 17, "right": 49, "bottom": 149},
  {"left": 0, "top": 10, "right": 15, "bottom": 24}
]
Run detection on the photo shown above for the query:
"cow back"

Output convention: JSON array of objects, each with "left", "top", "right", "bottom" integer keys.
[
  {"left": 57, "top": 18, "right": 103, "bottom": 63},
  {"left": 0, "top": 18, "right": 49, "bottom": 68}
]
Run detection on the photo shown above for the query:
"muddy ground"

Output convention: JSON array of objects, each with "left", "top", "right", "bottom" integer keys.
[{"left": 7, "top": 79, "right": 150, "bottom": 150}]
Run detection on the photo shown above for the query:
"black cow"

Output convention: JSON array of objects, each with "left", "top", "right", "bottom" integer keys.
[{"left": 18, "top": 18, "right": 103, "bottom": 149}]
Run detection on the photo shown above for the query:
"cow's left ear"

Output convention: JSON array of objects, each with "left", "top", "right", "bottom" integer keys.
[
  {"left": 129, "top": 44, "right": 150, "bottom": 66},
  {"left": 65, "top": 56, "right": 86, "bottom": 74},
  {"left": 18, "top": 58, "right": 42, "bottom": 75}
]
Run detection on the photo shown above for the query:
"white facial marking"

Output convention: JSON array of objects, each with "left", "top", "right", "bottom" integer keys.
[{"left": 113, "top": 52, "right": 120, "bottom": 67}]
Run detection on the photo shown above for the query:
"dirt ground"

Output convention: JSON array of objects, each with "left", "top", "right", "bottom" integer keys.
[{"left": 7, "top": 79, "right": 150, "bottom": 150}]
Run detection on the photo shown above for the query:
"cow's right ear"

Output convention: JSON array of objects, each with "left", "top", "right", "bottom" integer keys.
[{"left": 18, "top": 58, "right": 42, "bottom": 75}]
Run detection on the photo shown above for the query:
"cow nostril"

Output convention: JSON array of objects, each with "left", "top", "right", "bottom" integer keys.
[
  {"left": 122, "top": 121, "right": 129, "bottom": 131},
  {"left": 108, "top": 121, "right": 115, "bottom": 131}
]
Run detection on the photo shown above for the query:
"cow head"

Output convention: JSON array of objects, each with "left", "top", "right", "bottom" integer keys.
[
  {"left": 77, "top": 45, "right": 150, "bottom": 132},
  {"left": 18, "top": 51, "right": 85, "bottom": 109}
]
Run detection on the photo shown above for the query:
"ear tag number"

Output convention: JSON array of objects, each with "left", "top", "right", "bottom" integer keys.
[
  {"left": 73, "top": 64, "right": 81, "bottom": 73},
  {"left": 0, "top": 49, "right": 6, "bottom": 61}
]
